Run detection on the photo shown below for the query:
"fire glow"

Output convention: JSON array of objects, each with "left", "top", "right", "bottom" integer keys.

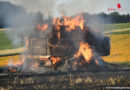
[
  {"left": 37, "top": 24, "right": 48, "bottom": 31},
  {"left": 52, "top": 14, "right": 85, "bottom": 32},
  {"left": 75, "top": 41, "right": 93, "bottom": 63},
  {"left": 8, "top": 14, "right": 110, "bottom": 72}
]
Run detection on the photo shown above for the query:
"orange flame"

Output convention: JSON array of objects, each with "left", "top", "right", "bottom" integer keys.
[
  {"left": 8, "top": 56, "right": 25, "bottom": 67},
  {"left": 8, "top": 67, "right": 17, "bottom": 72},
  {"left": 37, "top": 24, "right": 48, "bottom": 31},
  {"left": 75, "top": 41, "right": 93, "bottom": 63},
  {"left": 57, "top": 32, "right": 61, "bottom": 39},
  {"left": 53, "top": 14, "right": 85, "bottom": 32},
  {"left": 50, "top": 57, "right": 61, "bottom": 65},
  {"left": 13, "top": 60, "right": 24, "bottom": 67},
  {"left": 8, "top": 56, "right": 25, "bottom": 72}
]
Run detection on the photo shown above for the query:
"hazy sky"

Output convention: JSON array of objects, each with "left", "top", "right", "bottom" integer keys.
[{"left": 1, "top": 0, "right": 130, "bottom": 17}]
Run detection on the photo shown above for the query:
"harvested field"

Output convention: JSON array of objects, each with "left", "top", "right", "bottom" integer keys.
[
  {"left": 103, "top": 34, "right": 130, "bottom": 63},
  {"left": 0, "top": 71, "right": 130, "bottom": 90},
  {"left": 0, "top": 23, "right": 130, "bottom": 90}
]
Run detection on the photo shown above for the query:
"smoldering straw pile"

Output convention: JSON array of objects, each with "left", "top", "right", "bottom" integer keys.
[
  {"left": 4, "top": 14, "right": 115, "bottom": 73},
  {"left": 0, "top": 0, "right": 116, "bottom": 73}
]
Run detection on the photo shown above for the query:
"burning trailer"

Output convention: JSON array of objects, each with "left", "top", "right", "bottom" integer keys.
[{"left": 23, "top": 15, "right": 111, "bottom": 72}]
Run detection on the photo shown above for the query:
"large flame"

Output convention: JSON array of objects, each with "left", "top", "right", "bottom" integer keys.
[
  {"left": 53, "top": 14, "right": 85, "bottom": 32},
  {"left": 75, "top": 41, "right": 93, "bottom": 63},
  {"left": 7, "top": 14, "right": 95, "bottom": 72}
]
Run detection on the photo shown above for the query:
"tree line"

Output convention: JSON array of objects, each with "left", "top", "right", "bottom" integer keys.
[
  {"left": 0, "top": 1, "right": 130, "bottom": 28},
  {"left": 82, "top": 12, "right": 130, "bottom": 24}
]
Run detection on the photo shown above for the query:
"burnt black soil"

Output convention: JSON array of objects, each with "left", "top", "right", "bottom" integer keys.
[{"left": 0, "top": 69, "right": 130, "bottom": 90}]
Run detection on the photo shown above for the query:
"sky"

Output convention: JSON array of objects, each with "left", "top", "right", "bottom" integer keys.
[{"left": 1, "top": 0, "right": 130, "bottom": 17}]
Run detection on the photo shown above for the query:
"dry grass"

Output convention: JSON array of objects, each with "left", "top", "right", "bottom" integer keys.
[
  {"left": 0, "top": 47, "right": 25, "bottom": 55},
  {"left": 102, "top": 34, "right": 130, "bottom": 63},
  {"left": 0, "top": 34, "right": 130, "bottom": 67},
  {"left": 0, "top": 55, "right": 20, "bottom": 67}
]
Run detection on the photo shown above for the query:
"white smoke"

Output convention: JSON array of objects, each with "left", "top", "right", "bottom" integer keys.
[
  {"left": 0, "top": 0, "right": 112, "bottom": 73},
  {"left": 1, "top": 0, "right": 118, "bottom": 17}
]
